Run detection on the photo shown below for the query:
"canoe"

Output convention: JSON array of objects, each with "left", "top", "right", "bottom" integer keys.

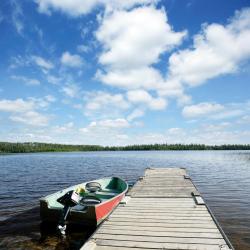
[{"left": 40, "top": 177, "right": 128, "bottom": 226}]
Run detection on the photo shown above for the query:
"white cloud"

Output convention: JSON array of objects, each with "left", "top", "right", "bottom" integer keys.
[
  {"left": 47, "top": 75, "right": 61, "bottom": 85},
  {"left": 127, "top": 89, "right": 167, "bottom": 110},
  {"left": 97, "top": 7, "right": 186, "bottom": 70},
  {"left": 96, "top": 6, "right": 186, "bottom": 93},
  {"left": 28, "top": 96, "right": 56, "bottom": 109},
  {"left": 61, "top": 52, "right": 83, "bottom": 68},
  {"left": 168, "top": 127, "right": 184, "bottom": 135},
  {"left": 98, "top": 118, "right": 129, "bottom": 128},
  {"left": 3, "top": 121, "right": 250, "bottom": 145},
  {"left": 54, "top": 122, "right": 74, "bottom": 133},
  {"left": 0, "top": 99, "right": 35, "bottom": 113},
  {"left": 35, "top": 0, "right": 157, "bottom": 16},
  {"left": 182, "top": 102, "right": 224, "bottom": 118},
  {"left": 95, "top": 6, "right": 185, "bottom": 115},
  {"left": 237, "top": 115, "right": 250, "bottom": 124},
  {"left": 62, "top": 84, "right": 81, "bottom": 98},
  {"left": 80, "top": 118, "right": 130, "bottom": 134},
  {"left": 149, "top": 97, "right": 167, "bottom": 110},
  {"left": 32, "top": 55, "right": 54, "bottom": 70},
  {"left": 9, "top": 55, "right": 30, "bottom": 69},
  {"left": 116, "top": 134, "right": 129, "bottom": 140},
  {"left": 84, "top": 91, "right": 130, "bottom": 119},
  {"left": 85, "top": 91, "right": 129, "bottom": 111},
  {"left": 0, "top": 9, "right": 4, "bottom": 24},
  {"left": 97, "top": 67, "right": 164, "bottom": 90},
  {"left": 166, "top": 8, "right": 250, "bottom": 88},
  {"left": 127, "top": 89, "right": 152, "bottom": 103},
  {"left": 182, "top": 101, "right": 250, "bottom": 120},
  {"left": 11, "top": 75, "right": 40, "bottom": 86},
  {"left": 0, "top": 97, "right": 53, "bottom": 126},
  {"left": 11, "top": 0, "right": 24, "bottom": 35},
  {"left": 127, "top": 108, "right": 144, "bottom": 121},
  {"left": 10, "top": 111, "right": 49, "bottom": 126},
  {"left": 44, "top": 95, "right": 56, "bottom": 103},
  {"left": 77, "top": 45, "right": 89, "bottom": 53}
]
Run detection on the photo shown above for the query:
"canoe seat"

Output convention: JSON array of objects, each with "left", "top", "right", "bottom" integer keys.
[
  {"left": 101, "top": 188, "right": 120, "bottom": 193},
  {"left": 97, "top": 188, "right": 120, "bottom": 197},
  {"left": 96, "top": 191, "right": 119, "bottom": 196}
]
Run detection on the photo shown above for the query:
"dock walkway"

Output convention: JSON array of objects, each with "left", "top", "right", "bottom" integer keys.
[{"left": 81, "top": 168, "right": 233, "bottom": 250}]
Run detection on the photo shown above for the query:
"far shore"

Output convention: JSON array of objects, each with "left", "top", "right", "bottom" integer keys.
[{"left": 0, "top": 142, "right": 250, "bottom": 153}]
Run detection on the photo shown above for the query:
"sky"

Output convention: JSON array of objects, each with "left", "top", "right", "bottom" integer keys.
[{"left": 0, "top": 0, "right": 250, "bottom": 146}]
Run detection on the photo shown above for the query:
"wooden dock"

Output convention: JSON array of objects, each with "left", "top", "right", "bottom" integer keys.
[{"left": 81, "top": 168, "right": 234, "bottom": 250}]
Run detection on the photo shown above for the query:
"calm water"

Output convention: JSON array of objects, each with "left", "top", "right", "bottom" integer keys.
[{"left": 0, "top": 151, "right": 250, "bottom": 250}]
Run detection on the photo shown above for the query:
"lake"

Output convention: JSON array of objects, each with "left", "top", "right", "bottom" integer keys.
[{"left": 0, "top": 151, "right": 250, "bottom": 249}]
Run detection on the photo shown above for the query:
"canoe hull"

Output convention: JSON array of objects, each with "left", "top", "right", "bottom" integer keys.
[
  {"left": 40, "top": 177, "right": 128, "bottom": 226},
  {"left": 95, "top": 191, "right": 125, "bottom": 224},
  {"left": 40, "top": 201, "right": 97, "bottom": 226}
]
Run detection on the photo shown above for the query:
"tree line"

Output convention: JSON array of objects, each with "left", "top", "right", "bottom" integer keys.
[{"left": 0, "top": 142, "right": 250, "bottom": 153}]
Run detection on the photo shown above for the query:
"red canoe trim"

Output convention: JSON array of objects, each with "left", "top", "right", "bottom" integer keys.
[{"left": 95, "top": 192, "right": 126, "bottom": 222}]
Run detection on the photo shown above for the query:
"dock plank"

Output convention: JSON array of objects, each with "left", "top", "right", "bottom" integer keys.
[
  {"left": 95, "top": 239, "right": 229, "bottom": 250},
  {"left": 81, "top": 168, "right": 233, "bottom": 250},
  {"left": 96, "top": 228, "right": 223, "bottom": 238}
]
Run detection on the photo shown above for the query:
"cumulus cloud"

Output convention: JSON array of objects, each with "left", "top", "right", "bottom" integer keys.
[
  {"left": 54, "top": 122, "right": 74, "bottom": 133},
  {"left": 35, "top": 0, "right": 157, "bottom": 16},
  {"left": 127, "top": 108, "right": 145, "bottom": 121},
  {"left": 61, "top": 84, "right": 81, "bottom": 98},
  {"left": 0, "top": 97, "right": 54, "bottom": 126},
  {"left": 61, "top": 52, "right": 83, "bottom": 68},
  {"left": 10, "top": 111, "right": 49, "bottom": 126},
  {"left": 95, "top": 6, "right": 185, "bottom": 115},
  {"left": 80, "top": 118, "right": 130, "bottom": 134},
  {"left": 47, "top": 75, "right": 62, "bottom": 85},
  {"left": 77, "top": 45, "right": 90, "bottom": 53},
  {"left": 32, "top": 55, "right": 54, "bottom": 70},
  {"left": 164, "top": 8, "right": 250, "bottom": 91},
  {"left": 97, "top": 7, "right": 186, "bottom": 69},
  {"left": 96, "top": 6, "right": 186, "bottom": 90},
  {"left": 182, "top": 102, "right": 224, "bottom": 118},
  {"left": 11, "top": 0, "right": 24, "bottom": 35},
  {"left": 182, "top": 101, "right": 250, "bottom": 120},
  {"left": 86, "top": 91, "right": 129, "bottom": 110},
  {"left": 11, "top": 75, "right": 40, "bottom": 86},
  {"left": 127, "top": 89, "right": 167, "bottom": 110},
  {"left": 0, "top": 99, "right": 35, "bottom": 113},
  {"left": 83, "top": 91, "right": 130, "bottom": 119},
  {"left": 97, "top": 67, "right": 164, "bottom": 90}
]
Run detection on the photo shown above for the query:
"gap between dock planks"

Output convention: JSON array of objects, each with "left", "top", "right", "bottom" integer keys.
[{"left": 81, "top": 168, "right": 234, "bottom": 250}]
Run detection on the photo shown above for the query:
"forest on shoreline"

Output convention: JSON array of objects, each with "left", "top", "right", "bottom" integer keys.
[{"left": 0, "top": 142, "right": 250, "bottom": 153}]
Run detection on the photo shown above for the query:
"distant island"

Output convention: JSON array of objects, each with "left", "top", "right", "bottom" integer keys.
[{"left": 0, "top": 142, "right": 250, "bottom": 153}]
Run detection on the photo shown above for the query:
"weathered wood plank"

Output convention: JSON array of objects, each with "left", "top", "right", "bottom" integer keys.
[
  {"left": 127, "top": 197, "right": 193, "bottom": 201},
  {"left": 123, "top": 203, "right": 198, "bottom": 207},
  {"left": 96, "top": 228, "right": 223, "bottom": 238},
  {"left": 80, "top": 168, "right": 233, "bottom": 250},
  {"left": 113, "top": 211, "right": 209, "bottom": 216},
  {"left": 94, "top": 246, "right": 230, "bottom": 250},
  {"left": 101, "top": 225, "right": 220, "bottom": 233},
  {"left": 109, "top": 214, "right": 211, "bottom": 220},
  {"left": 116, "top": 208, "right": 207, "bottom": 213},
  {"left": 95, "top": 239, "right": 228, "bottom": 250},
  {"left": 103, "top": 221, "right": 218, "bottom": 229},
  {"left": 107, "top": 217, "right": 213, "bottom": 223},
  {"left": 124, "top": 198, "right": 195, "bottom": 203},
  {"left": 93, "top": 234, "right": 226, "bottom": 245}
]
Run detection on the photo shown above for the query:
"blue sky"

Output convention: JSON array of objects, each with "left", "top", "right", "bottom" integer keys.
[{"left": 0, "top": 0, "right": 250, "bottom": 145}]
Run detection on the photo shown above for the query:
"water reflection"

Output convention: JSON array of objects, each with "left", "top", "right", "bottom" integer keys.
[
  {"left": 0, "top": 206, "right": 94, "bottom": 250},
  {"left": 0, "top": 151, "right": 250, "bottom": 249}
]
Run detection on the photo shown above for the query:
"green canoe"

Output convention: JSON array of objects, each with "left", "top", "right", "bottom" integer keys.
[{"left": 40, "top": 176, "right": 128, "bottom": 226}]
